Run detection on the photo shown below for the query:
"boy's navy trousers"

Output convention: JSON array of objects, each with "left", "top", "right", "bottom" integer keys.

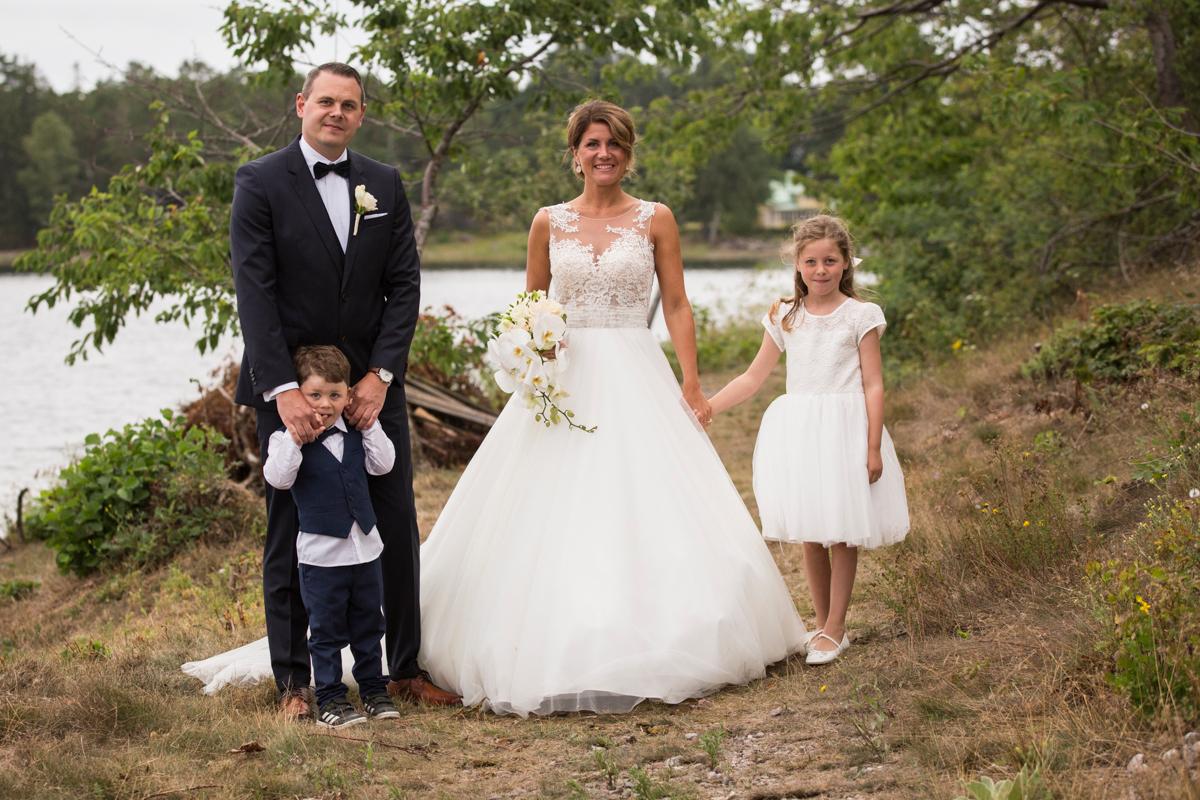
[{"left": 298, "top": 558, "right": 388, "bottom": 708}]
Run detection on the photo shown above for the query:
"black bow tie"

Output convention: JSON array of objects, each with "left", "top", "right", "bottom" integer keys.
[
  {"left": 313, "top": 159, "right": 351, "bottom": 180},
  {"left": 317, "top": 425, "right": 342, "bottom": 442}
]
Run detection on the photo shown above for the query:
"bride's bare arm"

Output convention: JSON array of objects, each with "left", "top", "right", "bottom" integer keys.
[
  {"left": 526, "top": 210, "right": 551, "bottom": 292},
  {"left": 708, "top": 334, "right": 782, "bottom": 415},
  {"left": 651, "top": 204, "right": 710, "bottom": 424}
]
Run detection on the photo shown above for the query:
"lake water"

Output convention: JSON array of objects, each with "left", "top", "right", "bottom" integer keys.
[{"left": 0, "top": 266, "right": 790, "bottom": 515}]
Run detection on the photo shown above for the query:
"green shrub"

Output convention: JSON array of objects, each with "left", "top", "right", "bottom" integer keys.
[
  {"left": 1131, "top": 403, "right": 1200, "bottom": 491},
  {"left": 1023, "top": 300, "right": 1200, "bottom": 383},
  {"left": 409, "top": 305, "right": 503, "bottom": 409},
  {"left": 25, "top": 410, "right": 238, "bottom": 576},
  {"left": 954, "top": 765, "right": 1047, "bottom": 800},
  {"left": 663, "top": 305, "right": 763, "bottom": 377},
  {"left": 1090, "top": 498, "right": 1200, "bottom": 724}
]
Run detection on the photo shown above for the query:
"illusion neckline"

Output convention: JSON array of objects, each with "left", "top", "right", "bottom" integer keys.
[{"left": 563, "top": 198, "right": 645, "bottom": 220}]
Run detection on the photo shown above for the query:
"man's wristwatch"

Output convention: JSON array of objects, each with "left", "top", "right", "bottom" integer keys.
[{"left": 370, "top": 367, "right": 394, "bottom": 386}]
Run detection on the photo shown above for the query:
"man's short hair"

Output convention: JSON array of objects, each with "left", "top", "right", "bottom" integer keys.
[
  {"left": 294, "top": 345, "right": 351, "bottom": 386},
  {"left": 301, "top": 62, "right": 365, "bottom": 105}
]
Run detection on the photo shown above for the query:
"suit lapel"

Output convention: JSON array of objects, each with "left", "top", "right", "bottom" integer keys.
[
  {"left": 341, "top": 154, "right": 367, "bottom": 292},
  {"left": 286, "top": 140, "right": 345, "bottom": 275}
]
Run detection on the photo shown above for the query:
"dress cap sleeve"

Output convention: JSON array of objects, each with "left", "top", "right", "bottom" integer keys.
[
  {"left": 857, "top": 301, "right": 887, "bottom": 344},
  {"left": 762, "top": 307, "right": 785, "bottom": 351}
]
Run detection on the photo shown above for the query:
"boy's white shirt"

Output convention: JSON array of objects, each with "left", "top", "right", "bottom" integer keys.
[{"left": 263, "top": 415, "right": 395, "bottom": 567}]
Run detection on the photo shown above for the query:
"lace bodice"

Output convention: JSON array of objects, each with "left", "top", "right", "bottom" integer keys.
[
  {"left": 762, "top": 298, "right": 887, "bottom": 395},
  {"left": 544, "top": 199, "right": 657, "bottom": 328}
]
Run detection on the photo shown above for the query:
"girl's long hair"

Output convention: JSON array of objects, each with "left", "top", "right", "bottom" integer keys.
[{"left": 774, "top": 214, "right": 859, "bottom": 331}]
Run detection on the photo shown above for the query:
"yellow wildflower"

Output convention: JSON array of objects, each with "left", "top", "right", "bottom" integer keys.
[
  {"left": 951, "top": 339, "right": 964, "bottom": 351},
  {"left": 1136, "top": 595, "right": 1151, "bottom": 615}
]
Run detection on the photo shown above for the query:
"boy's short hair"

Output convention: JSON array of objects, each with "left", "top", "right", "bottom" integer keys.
[{"left": 294, "top": 345, "right": 351, "bottom": 386}]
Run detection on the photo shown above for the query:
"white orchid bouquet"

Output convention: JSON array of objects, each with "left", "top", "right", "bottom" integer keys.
[{"left": 486, "top": 290, "right": 596, "bottom": 433}]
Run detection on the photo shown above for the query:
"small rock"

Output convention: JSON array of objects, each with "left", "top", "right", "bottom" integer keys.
[
  {"left": 1127, "top": 752, "right": 1147, "bottom": 773},
  {"left": 769, "top": 706, "right": 785, "bottom": 717},
  {"left": 1162, "top": 748, "right": 1180, "bottom": 763},
  {"left": 1185, "top": 731, "right": 1199, "bottom": 746},
  {"left": 707, "top": 770, "right": 721, "bottom": 781},
  {"left": 665, "top": 756, "right": 684, "bottom": 768},
  {"left": 684, "top": 732, "right": 698, "bottom": 740},
  {"left": 1183, "top": 743, "right": 1197, "bottom": 768}
]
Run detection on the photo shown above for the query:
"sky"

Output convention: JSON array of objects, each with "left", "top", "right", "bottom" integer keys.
[{"left": 2, "top": 0, "right": 360, "bottom": 91}]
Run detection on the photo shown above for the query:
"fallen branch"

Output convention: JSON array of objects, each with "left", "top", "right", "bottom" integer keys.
[{"left": 140, "top": 785, "right": 223, "bottom": 800}]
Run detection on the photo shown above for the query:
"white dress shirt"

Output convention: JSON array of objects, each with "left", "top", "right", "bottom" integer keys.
[
  {"left": 263, "top": 416, "right": 395, "bottom": 567},
  {"left": 262, "top": 137, "right": 352, "bottom": 402}
]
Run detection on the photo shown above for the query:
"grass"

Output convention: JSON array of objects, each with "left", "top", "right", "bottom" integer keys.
[{"left": 1, "top": 265, "right": 1199, "bottom": 798}]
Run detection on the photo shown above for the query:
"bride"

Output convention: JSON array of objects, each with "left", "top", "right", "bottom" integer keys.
[{"left": 184, "top": 100, "right": 807, "bottom": 715}]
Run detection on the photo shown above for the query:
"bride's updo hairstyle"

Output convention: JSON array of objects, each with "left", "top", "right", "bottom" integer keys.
[
  {"left": 564, "top": 100, "right": 638, "bottom": 180},
  {"left": 776, "top": 214, "right": 860, "bottom": 331}
]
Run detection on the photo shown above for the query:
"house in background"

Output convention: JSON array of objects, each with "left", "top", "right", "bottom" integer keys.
[{"left": 758, "top": 171, "right": 822, "bottom": 229}]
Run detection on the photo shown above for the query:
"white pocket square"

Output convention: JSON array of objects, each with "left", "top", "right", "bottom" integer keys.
[{"left": 363, "top": 211, "right": 388, "bottom": 220}]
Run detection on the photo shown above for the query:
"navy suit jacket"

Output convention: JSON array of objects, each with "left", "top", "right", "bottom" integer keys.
[{"left": 230, "top": 136, "right": 421, "bottom": 408}]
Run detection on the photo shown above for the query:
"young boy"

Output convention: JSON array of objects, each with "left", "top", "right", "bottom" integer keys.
[{"left": 263, "top": 345, "right": 401, "bottom": 728}]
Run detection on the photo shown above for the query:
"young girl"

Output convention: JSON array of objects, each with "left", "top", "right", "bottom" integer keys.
[{"left": 709, "top": 214, "right": 909, "bottom": 665}]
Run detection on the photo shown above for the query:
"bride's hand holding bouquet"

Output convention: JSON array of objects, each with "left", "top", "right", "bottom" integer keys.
[{"left": 486, "top": 291, "right": 596, "bottom": 433}]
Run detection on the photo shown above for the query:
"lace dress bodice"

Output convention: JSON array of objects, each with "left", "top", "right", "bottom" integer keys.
[
  {"left": 762, "top": 298, "right": 887, "bottom": 395},
  {"left": 544, "top": 199, "right": 657, "bottom": 328}
]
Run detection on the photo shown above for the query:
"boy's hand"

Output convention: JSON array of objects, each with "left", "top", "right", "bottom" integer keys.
[
  {"left": 277, "top": 389, "right": 321, "bottom": 444},
  {"left": 867, "top": 449, "right": 883, "bottom": 484},
  {"left": 347, "top": 372, "right": 387, "bottom": 429}
]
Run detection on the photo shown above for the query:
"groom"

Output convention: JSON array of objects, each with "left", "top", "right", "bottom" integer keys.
[{"left": 231, "top": 62, "right": 458, "bottom": 717}]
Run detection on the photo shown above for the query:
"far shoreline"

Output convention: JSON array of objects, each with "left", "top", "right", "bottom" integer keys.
[{"left": 2, "top": 234, "right": 783, "bottom": 276}]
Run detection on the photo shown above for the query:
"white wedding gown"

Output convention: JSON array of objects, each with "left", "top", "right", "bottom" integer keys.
[{"left": 183, "top": 199, "right": 806, "bottom": 714}]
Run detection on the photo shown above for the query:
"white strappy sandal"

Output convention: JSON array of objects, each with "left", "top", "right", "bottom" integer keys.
[
  {"left": 799, "top": 628, "right": 824, "bottom": 654},
  {"left": 804, "top": 632, "right": 849, "bottom": 665}
]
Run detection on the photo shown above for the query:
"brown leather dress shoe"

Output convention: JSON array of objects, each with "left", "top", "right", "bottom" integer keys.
[
  {"left": 387, "top": 673, "right": 461, "bottom": 707},
  {"left": 279, "top": 689, "right": 313, "bottom": 721}
]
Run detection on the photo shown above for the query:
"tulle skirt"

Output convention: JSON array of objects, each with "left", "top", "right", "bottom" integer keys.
[
  {"left": 418, "top": 326, "right": 806, "bottom": 716},
  {"left": 752, "top": 392, "right": 909, "bottom": 548}
]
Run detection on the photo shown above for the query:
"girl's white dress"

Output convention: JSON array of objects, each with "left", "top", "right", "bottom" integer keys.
[
  {"left": 183, "top": 199, "right": 807, "bottom": 715},
  {"left": 752, "top": 298, "right": 909, "bottom": 548}
]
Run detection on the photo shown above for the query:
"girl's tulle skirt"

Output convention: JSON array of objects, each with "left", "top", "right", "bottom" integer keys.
[{"left": 752, "top": 392, "right": 909, "bottom": 548}]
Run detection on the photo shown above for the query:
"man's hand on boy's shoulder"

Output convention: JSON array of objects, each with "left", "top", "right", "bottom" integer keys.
[
  {"left": 277, "top": 389, "right": 322, "bottom": 443},
  {"left": 346, "top": 372, "right": 388, "bottom": 429}
]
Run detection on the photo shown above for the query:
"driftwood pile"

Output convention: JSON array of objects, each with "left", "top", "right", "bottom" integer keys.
[{"left": 182, "top": 362, "right": 497, "bottom": 492}]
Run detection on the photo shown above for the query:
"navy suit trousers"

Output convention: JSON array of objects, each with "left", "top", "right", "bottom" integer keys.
[{"left": 298, "top": 558, "right": 388, "bottom": 708}]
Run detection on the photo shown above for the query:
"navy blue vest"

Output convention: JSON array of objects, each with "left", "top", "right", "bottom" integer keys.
[{"left": 288, "top": 427, "right": 378, "bottom": 538}]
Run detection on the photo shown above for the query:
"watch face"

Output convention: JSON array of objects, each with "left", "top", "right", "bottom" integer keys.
[{"left": 377, "top": 368, "right": 394, "bottom": 384}]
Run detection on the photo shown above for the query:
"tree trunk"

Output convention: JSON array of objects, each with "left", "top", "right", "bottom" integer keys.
[
  {"left": 1145, "top": 7, "right": 1194, "bottom": 128},
  {"left": 707, "top": 207, "right": 721, "bottom": 246},
  {"left": 412, "top": 155, "right": 444, "bottom": 255}
]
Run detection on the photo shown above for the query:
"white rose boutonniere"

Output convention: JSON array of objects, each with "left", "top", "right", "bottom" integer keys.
[{"left": 353, "top": 185, "right": 378, "bottom": 236}]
